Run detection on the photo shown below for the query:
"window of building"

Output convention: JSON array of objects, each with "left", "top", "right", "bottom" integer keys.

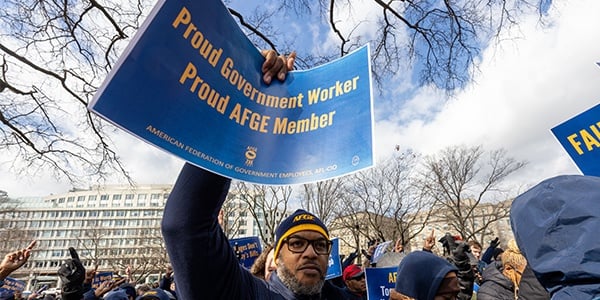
[
  {"left": 112, "top": 194, "right": 122, "bottom": 200},
  {"left": 116, "top": 211, "right": 126, "bottom": 217},
  {"left": 67, "top": 197, "right": 75, "bottom": 202},
  {"left": 100, "top": 194, "right": 109, "bottom": 201},
  {"left": 137, "top": 194, "right": 147, "bottom": 200},
  {"left": 77, "top": 196, "right": 86, "bottom": 202},
  {"left": 58, "top": 197, "right": 65, "bottom": 203},
  {"left": 88, "top": 195, "right": 97, "bottom": 201},
  {"left": 89, "top": 211, "right": 99, "bottom": 217}
]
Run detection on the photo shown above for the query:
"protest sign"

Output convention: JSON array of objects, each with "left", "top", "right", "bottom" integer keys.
[
  {"left": 90, "top": 0, "right": 374, "bottom": 185},
  {"left": 1, "top": 277, "right": 25, "bottom": 292},
  {"left": 325, "top": 238, "right": 342, "bottom": 280},
  {"left": 229, "top": 236, "right": 263, "bottom": 269},
  {"left": 92, "top": 271, "right": 114, "bottom": 289},
  {"left": 365, "top": 266, "right": 397, "bottom": 300},
  {"left": 551, "top": 102, "right": 600, "bottom": 176}
]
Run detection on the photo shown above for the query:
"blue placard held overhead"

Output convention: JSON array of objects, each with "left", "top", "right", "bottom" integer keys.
[
  {"left": 89, "top": 0, "right": 374, "bottom": 185},
  {"left": 551, "top": 102, "right": 600, "bottom": 176},
  {"left": 229, "top": 236, "right": 263, "bottom": 269},
  {"left": 325, "top": 238, "right": 342, "bottom": 280}
]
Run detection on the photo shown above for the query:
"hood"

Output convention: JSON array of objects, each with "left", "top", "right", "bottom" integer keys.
[
  {"left": 510, "top": 175, "right": 600, "bottom": 299},
  {"left": 395, "top": 251, "right": 458, "bottom": 300}
]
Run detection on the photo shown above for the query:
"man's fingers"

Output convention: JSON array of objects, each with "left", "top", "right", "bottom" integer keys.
[
  {"left": 286, "top": 51, "right": 296, "bottom": 70},
  {"left": 26, "top": 240, "right": 37, "bottom": 250}
]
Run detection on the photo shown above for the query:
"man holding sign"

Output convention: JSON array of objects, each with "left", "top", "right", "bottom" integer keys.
[{"left": 162, "top": 53, "right": 348, "bottom": 299}]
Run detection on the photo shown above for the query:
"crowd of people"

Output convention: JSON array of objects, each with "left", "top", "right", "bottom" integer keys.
[{"left": 2, "top": 50, "right": 599, "bottom": 300}]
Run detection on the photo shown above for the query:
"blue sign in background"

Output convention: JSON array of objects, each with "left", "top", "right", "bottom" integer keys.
[
  {"left": 325, "top": 237, "right": 342, "bottom": 280},
  {"left": 90, "top": 0, "right": 374, "bottom": 185},
  {"left": 551, "top": 102, "right": 600, "bottom": 176},
  {"left": 229, "top": 236, "right": 263, "bottom": 269},
  {"left": 1, "top": 277, "right": 25, "bottom": 292},
  {"left": 365, "top": 266, "right": 397, "bottom": 300}
]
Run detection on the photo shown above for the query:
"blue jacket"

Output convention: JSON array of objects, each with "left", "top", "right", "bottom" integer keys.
[
  {"left": 161, "top": 163, "right": 345, "bottom": 299},
  {"left": 511, "top": 175, "right": 600, "bottom": 300}
]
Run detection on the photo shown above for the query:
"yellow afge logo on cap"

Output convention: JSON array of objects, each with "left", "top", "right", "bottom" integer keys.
[{"left": 293, "top": 214, "right": 315, "bottom": 222}]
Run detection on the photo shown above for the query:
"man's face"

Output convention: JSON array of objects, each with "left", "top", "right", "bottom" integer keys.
[
  {"left": 433, "top": 272, "right": 460, "bottom": 300},
  {"left": 345, "top": 273, "right": 367, "bottom": 293},
  {"left": 471, "top": 246, "right": 482, "bottom": 260},
  {"left": 265, "top": 249, "right": 276, "bottom": 281},
  {"left": 277, "top": 231, "right": 329, "bottom": 294}
]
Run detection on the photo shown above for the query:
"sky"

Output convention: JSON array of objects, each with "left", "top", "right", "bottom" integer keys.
[{"left": 1, "top": 0, "right": 599, "bottom": 198}]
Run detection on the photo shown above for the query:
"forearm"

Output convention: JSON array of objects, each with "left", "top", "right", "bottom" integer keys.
[{"left": 161, "top": 163, "right": 254, "bottom": 298}]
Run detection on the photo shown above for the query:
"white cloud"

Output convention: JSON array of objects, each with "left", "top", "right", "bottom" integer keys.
[{"left": 374, "top": 0, "right": 600, "bottom": 189}]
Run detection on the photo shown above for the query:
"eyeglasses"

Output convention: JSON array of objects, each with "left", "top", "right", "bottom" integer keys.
[
  {"left": 350, "top": 274, "right": 365, "bottom": 281},
  {"left": 283, "top": 236, "right": 332, "bottom": 255}
]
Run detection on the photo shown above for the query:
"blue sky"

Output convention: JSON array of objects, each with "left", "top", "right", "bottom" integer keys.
[{"left": 1, "top": 0, "right": 599, "bottom": 197}]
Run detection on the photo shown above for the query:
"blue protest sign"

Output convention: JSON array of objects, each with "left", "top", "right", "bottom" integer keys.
[
  {"left": 325, "top": 237, "right": 342, "bottom": 280},
  {"left": 229, "top": 236, "right": 263, "bottom": 269},
  {"left": 92, "top": 271, "right": 114, "bottom": 289},
  {"left": 1, "top": 277, "right": 25, "bottom": 292},
  {"left": 89, "top": 0, "right": 374, "bottom": 185},
  {"left": 551, "top": 102, "right": 600, "bottom": 176},
  {"left": 365, "top": 267, "right": 397, "bottom": 300}
]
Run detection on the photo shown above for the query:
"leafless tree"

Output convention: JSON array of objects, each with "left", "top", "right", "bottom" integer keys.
[
  {"left": 417, "top": 145, "right": 526, "bottom": 242},
  {"left": 229, "top": 181, "right": 293, "bottom": 246},
  {"left": 334, "top": 150, "right": 430, "bottom": 251},
  {"left": 301, "top": 177, "right": 346, "bottom": 226}
]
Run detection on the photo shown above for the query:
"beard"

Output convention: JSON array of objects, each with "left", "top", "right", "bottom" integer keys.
[{"left": 277, "top": 261, "right": 324, "bottom": 296}]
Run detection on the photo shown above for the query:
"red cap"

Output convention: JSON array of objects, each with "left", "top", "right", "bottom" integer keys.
[{"left": 343, "top": 264, "right": 364, "bottom": 281}]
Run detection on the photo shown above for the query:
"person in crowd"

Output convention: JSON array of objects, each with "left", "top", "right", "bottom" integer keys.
[
  {"left": 432, "top": 233, "right": 474, "bottom": 299},
  {"left": 479, "top": 237, "right": 501, "bottom": 266},
  {"left": 390, "top": 251, "right": 461, "bottom": 300},
  {"left": 393, "top": 239, "right": 405, "bottom": 253},
  {"left": 250, "top": 245, "right": 275, "bottom": 280},
  {"left": 467, "top": 240, "right": 485, "bottom": 286},
  {"left": 511, "top": 175, "right": 600, "bottom": 299},
  {"left": 0, "top": 241, "right": 36, "bottom": 300},
  {"left": 135, "top": 284, "right": 151, "bottom": 296},
  {"left": 477, "top": 239, "right": 526, "bottom": 300},
  {"left": 0, "top": 241, "right": 36, "bottom": 286},
  {"left": 161, "top": 51, "right": 353, "bottom": 296},
  {"left": 158, "top": 265, "right": 176, "bottom": 299},
  {"left": 341, "top": 264, "right": 367, "bottom": 300}
]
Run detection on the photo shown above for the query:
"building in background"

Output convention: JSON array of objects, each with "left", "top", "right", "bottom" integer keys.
[
  {"left": 0, "top": 184, "right": 172, "bottom": 289},
  {"left": 0, "top": 184, "right": 285, "bottom": 290}
]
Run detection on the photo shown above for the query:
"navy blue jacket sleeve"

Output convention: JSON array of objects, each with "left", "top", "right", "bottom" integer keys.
[{"left": 161, "top": 163, "right": 267, "bottom": 299}]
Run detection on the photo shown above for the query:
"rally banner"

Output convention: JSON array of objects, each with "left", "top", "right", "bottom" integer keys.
[
  {"left": 89, "top": 0, "right": 374, "bottom": 185},
  {"left": 365, "top": 266, "right": 397, "bottom": 300},
  {"left": 1, "top": 277, "right": 25, "bottom": 292},
  {"left": 325, "top": 237, "right": 342, "bottom": 280},
  {"left": 229, "top": 236, "right": 263, "bottom": 269},
  {"left": 551, "top": 102, "right": 600, "bottom": 176}
]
